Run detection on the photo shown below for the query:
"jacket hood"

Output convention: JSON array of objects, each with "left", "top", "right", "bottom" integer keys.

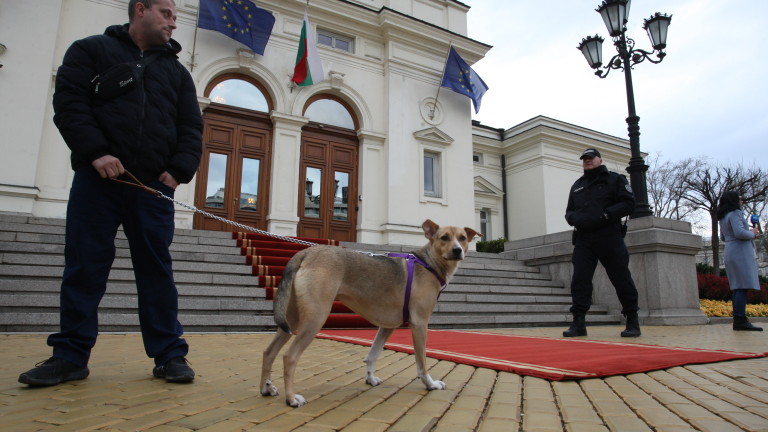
[{"left": 104, "top": 24, "right": 182, "bottom": 56}]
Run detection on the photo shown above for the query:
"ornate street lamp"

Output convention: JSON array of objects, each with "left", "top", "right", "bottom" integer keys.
[{"left": 577, "top": 0, "right": 671, "bottom": 218}]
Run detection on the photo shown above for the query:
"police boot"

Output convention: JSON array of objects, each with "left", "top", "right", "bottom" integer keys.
[
  {"left": 733, "top": 315, "right": 763, "bottom": 331},
  {"left": 563, "top": 312, "right": 587, "bottom": 337},
  {"left": 620, "top": 312, "right": 641, "bottom": 337}
]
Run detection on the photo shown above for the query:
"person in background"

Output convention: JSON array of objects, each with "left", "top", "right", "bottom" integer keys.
[
  {"left": 563, "top": 148, "right": 641, "bottom": 338},
  {"left": 717, "top": 191, "right": 763, "bottom": 331},
  {"left": 18, "top": 0, "right": 202, "bottom": 386}
]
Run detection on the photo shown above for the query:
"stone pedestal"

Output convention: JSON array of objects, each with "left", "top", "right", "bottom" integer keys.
[{"left": 502, "top": 217, "right": 708, "bottom": 325}]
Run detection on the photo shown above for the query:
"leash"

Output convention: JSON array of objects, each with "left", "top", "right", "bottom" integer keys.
[
  {"left": 387, "top": 253, "right": 446, "bottom": 324},
  {"left": 112, "top": 171, "right": 452, "bottom": 319},
  {"left": 110, "top": 170, "right": 319, "bottom": 247}
]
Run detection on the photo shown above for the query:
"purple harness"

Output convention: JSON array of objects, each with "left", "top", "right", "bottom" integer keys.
[{"left": 387, "top": 253, "right": 447, "bottom": 324}]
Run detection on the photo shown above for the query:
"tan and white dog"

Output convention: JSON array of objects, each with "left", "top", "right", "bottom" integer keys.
[{"left": 260, "top": 219, "right": 480, "bottom": 407}]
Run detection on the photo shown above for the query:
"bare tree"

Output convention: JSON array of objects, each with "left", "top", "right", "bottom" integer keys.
[
  {"left": 683, "top": 163, "right": 768, "bottom": 273},
  {"left": 646, "top": 153, "right": 700, "bottom": 220},
  {"left": 742, "top": 173, "right": 768, "bottom": 264}
]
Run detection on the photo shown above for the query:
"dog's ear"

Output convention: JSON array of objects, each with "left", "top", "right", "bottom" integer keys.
[
  {"left": 464, "top": 228, "right": 482, "bottom": 241},
  {"left": 422, "top": 219, "right": 439, "bottom": 239}
]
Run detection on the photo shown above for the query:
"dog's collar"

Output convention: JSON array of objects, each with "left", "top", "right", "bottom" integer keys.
[{"left": 387, "top": 253, "right": 447, "bottom": 324}]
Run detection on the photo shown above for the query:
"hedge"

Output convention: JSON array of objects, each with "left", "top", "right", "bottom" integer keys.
[{"left": 697, "top": 273, "right": 768, "bottom": 304}]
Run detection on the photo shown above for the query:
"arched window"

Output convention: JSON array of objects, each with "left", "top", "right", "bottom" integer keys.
[
  {"left": 304, "top": 96, "right": 357, "bottom": 130},
  {"left": 206, "top": 75, "right": 271, "bottom": 113}
]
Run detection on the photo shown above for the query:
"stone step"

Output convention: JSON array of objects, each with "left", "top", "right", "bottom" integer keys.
[{"left": 0, "top": 212, "right": 621, "bottom": 331}]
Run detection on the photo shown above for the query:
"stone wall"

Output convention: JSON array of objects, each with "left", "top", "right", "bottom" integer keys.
[{"left": 502, "top": 216, "right": 709, "bottom": 326}]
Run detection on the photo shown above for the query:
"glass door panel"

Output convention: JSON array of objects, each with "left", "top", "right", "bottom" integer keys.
[
  {"left": 205, "top": 153, "right": 228, "bottom": 208},
  {"left": 304, "top": 167, "right": 322, "bottom": 218},
  {"left": 239, "top": 157, "right": 260, "bottom": 211},
  {"left": 333, "top": 171, "right": 349, "bottom": 221}
]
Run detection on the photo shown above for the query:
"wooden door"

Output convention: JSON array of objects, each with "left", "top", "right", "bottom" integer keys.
[
  {"left": 298, "top": 125, "right": 358, "bottom": 241},
  {"left": 193, "top": 107, "right": 271, "bottom": 232}
]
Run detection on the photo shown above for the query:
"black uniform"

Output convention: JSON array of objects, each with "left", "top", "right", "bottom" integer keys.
[{"left": 565, "top": 165, "right": 639, "bottom": 315}]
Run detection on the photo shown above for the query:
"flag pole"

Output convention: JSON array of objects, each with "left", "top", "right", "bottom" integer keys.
[
  {"left": 430, "top": 42, "right": 452, "bottom": 120},
  {"left": 190, "top": 1, "right": 202, "bottom": 72}
]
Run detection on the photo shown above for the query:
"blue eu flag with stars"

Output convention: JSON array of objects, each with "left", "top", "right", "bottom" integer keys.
[
  {"left": 441, "top": 46, "right": 489, "bottom": 114},
  {"left": 198, "top": 0, "right": 275, "bottom": 56}
]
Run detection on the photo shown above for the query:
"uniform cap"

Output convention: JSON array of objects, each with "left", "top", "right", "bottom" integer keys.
[{"left": 580, "top": 148, "right": 601, "bottom": 160}]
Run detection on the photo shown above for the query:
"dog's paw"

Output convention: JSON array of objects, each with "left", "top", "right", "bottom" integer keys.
[
  {"left": 365, "top": 375, "right": 383, "bottom": 386},
  {"left": 428, "top": 380, "right": 446, "bottom": 390},
  {"left": 260, "top": 379, "right": 279, "bottom": 396},
  {"left": 286, "top": 394, "right": 307, "bottom": 407}
]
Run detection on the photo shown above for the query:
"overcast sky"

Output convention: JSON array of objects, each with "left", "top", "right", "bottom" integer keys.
[{"left": 465, "top": 0, "right": 767, "bottom": 169}]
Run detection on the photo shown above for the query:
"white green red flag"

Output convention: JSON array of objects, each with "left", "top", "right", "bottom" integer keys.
[{"left": 292, "top": 8, "right": 324, "bottom": 86}]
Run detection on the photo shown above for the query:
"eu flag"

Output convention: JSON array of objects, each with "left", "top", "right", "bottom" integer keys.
[
  {"left": 198, "top": 0, "right": 275, "bottom": 56},
  {"left": 441, "top": 46, "right": 489, "bottom": 114}
]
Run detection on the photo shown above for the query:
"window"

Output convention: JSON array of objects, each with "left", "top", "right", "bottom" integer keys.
[
  {"left": 473, "top": 153, "right": 483, "bottom": 164},
  {"left": 317, "top": 29, "right": 354, "bottom": 52},
  {"left": 424, "top": 151, "right": 441, "bottom": 198},
  {"left": 480, "top": 209, "right": 490, "bottom": 239},
  {"left": 304, "top": 98, "right": 355, "bottom": 129},
  {"left": 207, "top": 78, "right": 269, "bottom": 112}
]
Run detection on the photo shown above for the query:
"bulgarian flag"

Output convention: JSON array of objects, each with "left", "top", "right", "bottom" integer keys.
[{"left": 292, "top": 8, "right": 324, "bottom": 86}]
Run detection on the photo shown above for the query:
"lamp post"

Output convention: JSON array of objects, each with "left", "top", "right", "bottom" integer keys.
[{"left": 577, "top": 0, "right": 671, "bottom": 218}]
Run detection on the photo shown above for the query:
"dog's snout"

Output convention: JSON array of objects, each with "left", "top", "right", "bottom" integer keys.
[{"left": 451, "top": 246, "right": 463, "bottom": 258}]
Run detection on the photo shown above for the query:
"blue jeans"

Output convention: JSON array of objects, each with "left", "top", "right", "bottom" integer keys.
[{"left": 47, "top": 168, "right": 188, "bottom": 367}]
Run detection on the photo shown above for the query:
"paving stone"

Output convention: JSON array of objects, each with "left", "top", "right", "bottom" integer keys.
[
  {"left": 450, "top": 394, "right": 487, "bottom": 412},
  {"left": 2, "top": 325, "right": 767, "bottom": 432},
  {"left": 358, "top": 403, "right": 409, "bottom": 424},
  {"left": 303, "top": 407, "right": 361, "bottom": 429},
  {"left": 719, "top": 410, "right": 768, "bottom": 431},
  {"left": 388, "top": 413, "right": 438, "bottom": 432},
  {"left": 477, "top": 417, "right": 521, "bottom": 431},
  {"left": 194, "top": 419, "right": 256, "bottom": 432},
  {"left": 339, "top": 419, "right": 392, "bottom": 432},
  {"left": 522, "top": 410, "right": 564, "bottom": 431},
  {"left": 603, "top": 415, "right": 654, "bottom": 432},
  {"left": 432, "top": 408, "right": 481, "bottom": 429},
  {"left": 560, "top": 404, "right": 603, "bottom": 424},
  {"left": 565, "top": 423, "right": 610, "bottom": 432},
  {"left": 687, "top": 418, "right": 748, "bottom": 432}
]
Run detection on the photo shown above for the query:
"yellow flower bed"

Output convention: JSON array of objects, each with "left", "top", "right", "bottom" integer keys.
[{"left": 700, "top": 299, "right": 768, "bottom": 317}]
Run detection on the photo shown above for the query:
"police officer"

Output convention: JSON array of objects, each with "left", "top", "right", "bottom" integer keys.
[{"left": 563, "top": 148, "right": 641, "bottom": 338}]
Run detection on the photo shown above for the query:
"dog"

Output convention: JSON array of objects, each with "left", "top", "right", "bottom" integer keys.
[{"left": 259, "top": 219, "right": 481, "bottom": 407}]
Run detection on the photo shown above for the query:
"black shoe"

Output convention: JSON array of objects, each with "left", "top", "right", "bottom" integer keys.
[
  {"left": 153, "top": 357, "right": 195, "bottom": 383},
  {"left": 621, "top": 312, "right": 642, "bottom": 337},
  {"left": 733, "top": 315, "right": 763, "bottom": 331},
  {"left": 18, "top": 357, "right": 89, "bottom": 387},
  {"left": 563, "top": 313, "right": 587, "bottom": 337}
]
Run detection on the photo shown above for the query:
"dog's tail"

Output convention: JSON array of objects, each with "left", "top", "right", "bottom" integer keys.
[{"left": 273, "top": 250, "right": 305, "bottom": 334}]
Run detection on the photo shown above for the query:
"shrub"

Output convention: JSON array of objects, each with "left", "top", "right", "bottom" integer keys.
[
  {"left": 476, "top": 237, "right": 507, "bottom": 253},
  {"left": 696, "top": 273, "right": 768, "bottom": 304}
]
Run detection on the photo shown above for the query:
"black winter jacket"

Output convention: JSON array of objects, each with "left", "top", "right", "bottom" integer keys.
[
  {"left": 53, "top": 24, "right": 202, "bottom": 184},
  {"left": 565, "top": 165, "right": 635, "bottom": 233}
]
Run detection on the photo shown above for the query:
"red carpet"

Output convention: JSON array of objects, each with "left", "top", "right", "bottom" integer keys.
[
  {"left": 232, "top": 232, "right": 375, "bottom": 328},
  {"left": 316, "top": 329, "right": 768, "bottom": 380}
]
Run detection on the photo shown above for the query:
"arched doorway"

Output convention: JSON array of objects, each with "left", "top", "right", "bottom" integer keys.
[
  {"left": 298, "top": 96, "right": 359, "bottom": 241},
  {"left": 194, "top": 74, "right": 273, "bottom": 232}
]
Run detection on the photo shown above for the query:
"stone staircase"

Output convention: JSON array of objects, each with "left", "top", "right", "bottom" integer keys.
[{"left": 0, "top": 213, "right": 620, "bottom": 332}]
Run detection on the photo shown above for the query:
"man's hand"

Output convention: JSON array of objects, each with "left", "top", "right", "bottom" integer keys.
[
  {"left": 159, "top": 172, "right": 178, "bottom": 190},
  {"left": 92, "top": 155, "right": 125, "bottom": 179}
]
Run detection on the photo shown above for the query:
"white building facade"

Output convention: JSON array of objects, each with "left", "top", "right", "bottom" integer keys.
[{"left": 0, "top": 0, "right": 634, "bottom": 246}]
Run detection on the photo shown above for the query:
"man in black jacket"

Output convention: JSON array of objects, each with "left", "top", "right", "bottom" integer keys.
[
  {"left": 19, "top": 0, "right": 202, "bottom": 387},
  {"left": 563, "top": 148, "right": 641, "bottom": 338}
]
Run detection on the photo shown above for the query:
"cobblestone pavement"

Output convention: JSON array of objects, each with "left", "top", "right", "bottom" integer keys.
[{"left": 2, "top": 324, "right": 767, "bottom": 431}]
